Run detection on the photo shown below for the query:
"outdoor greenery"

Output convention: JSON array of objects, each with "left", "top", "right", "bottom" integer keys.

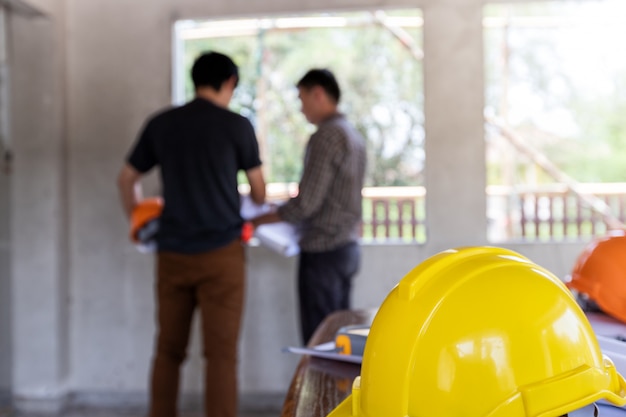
[
  {"left": 180, "top": 2, "right": 626, "bottom": 190},
  {"left": 484, "top": 0, "right": 626, "bottom": 186},
  {"left": 180, "top": 10, "right": 424, "bottom": 187},
  {"left": 176, "top": 2, "right": 626, "bottom": 242}
]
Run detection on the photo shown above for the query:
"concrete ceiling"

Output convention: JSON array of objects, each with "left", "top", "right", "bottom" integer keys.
[{"left": 1, "top": 0, "right": 45, "bottom": 17}]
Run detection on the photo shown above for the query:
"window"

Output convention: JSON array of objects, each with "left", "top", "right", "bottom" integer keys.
[
  {"left": 173, "top": 9, "right": 426, "bottom": 243},
  {"left": 484, "top": 0, "right": 626, "bottom": 242}
]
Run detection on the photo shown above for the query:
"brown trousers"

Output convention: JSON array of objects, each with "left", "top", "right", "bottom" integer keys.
[{"left": 149, "top": 239, "right": 245, "bottom": 417}]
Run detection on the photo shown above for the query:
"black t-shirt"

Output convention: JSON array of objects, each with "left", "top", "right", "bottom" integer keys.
[{"left": 127, "top": 98, "right": 262, "bottom": 253}]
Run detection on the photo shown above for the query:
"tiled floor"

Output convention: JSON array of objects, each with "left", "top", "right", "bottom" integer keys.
[
  {"left": 0, "top": 406, "right": 278, "bottom": 417},
  {"left": 0, "top": 393, "right": 283, "bottom": 417}
]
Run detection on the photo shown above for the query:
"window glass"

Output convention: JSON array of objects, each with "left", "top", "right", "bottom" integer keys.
[
  {"left": 174, "top": 10, "right": 426, "bottom": 243},
  {"left": 484, "top": 1, "right": 626, "bottom": 242}
]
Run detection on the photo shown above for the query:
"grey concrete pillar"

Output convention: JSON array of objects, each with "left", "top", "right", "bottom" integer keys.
[
  {"left": 0, "top": 6, "right": 12, "bottom": 404},
  {"left": 9, "top": 6, "right": 69, "bottom": 412},
  {"left": 423, "top": 1, "right": 488, "bottom": 251},
  {"left": 0, "top": 166, "right": 10, "bottom": 404}
]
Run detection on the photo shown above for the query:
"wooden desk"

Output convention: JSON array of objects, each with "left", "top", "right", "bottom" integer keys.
[{"left": 280, "top": 309, "right": 376, "bottom": 417}]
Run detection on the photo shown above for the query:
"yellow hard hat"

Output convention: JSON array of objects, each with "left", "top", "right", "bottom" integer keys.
[{"left": 328, "top": 246, "right": 626, "bottom": 417}]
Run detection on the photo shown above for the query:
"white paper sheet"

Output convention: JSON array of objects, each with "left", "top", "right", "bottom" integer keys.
[
  {"left": 586, "top": 312, "right": 626, "bottom": 377},
  {"left": 240, "top": 195, "right": 272, "bottom": 219},
  {"left": 284, "top": 342, "right": 363, "bottom": 364},
  {"left": 240, "top": 195, "right": 300, "bottom": 257},
  {"left": 255, "top": 223, "right": 300, "bottom": 257}
]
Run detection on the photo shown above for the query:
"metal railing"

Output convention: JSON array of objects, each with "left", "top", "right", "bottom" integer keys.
[
  {"left": 488, "top": 183, "right": 626, "bottom": 242},
  {"left": 245, "top": 183, "right": 626, "bottom": 243},
  {"left": 361, "top": 186, "right": 426, "bottom": 243}
]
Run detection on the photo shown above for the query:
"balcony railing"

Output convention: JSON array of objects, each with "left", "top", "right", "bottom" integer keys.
[
  {"left": 361, "top": 186, "right": 426, "bottom": 243},
  {"left": 488, "top": 183, "right": 626, "bottom": 242},
  {"left": 246, "top": 183, "right": 626, "bottom": 243}
]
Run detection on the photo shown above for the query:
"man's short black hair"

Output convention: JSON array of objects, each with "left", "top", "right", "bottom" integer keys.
[
  {"left": 297, "top": 69, "right": 341, "bottom": 103},
  {"left": 191, "top": 51, "right": 239, "bottom": 90}
]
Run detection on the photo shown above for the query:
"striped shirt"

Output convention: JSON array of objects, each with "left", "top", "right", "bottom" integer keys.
[{"left": 278, "top": 113, "right": 366, "bottom": 252}]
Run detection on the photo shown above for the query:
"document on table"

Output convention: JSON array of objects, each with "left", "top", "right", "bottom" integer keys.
[
  {"left": 240, "top": 195, "right": 301, "bottom": 257},
  {"left": 255, "top": 222, "right": 300, "bottom": 257},
  {"left": 586, "top": 312, "right": 626, "bottom": 377},
  {"left": 285, "top": 312, "right": 626, "bottom": 369},
  {"left": 283, "top": 342, "right": 363, "bottom": 364}
]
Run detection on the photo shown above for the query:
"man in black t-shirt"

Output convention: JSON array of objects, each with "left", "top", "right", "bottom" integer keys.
[{"left": 117, "top": 52, "right": 266, "bottom": 417}]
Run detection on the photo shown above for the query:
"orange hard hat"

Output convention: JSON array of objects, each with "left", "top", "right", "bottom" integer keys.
[
  {"left": 129, "top": 197, "right": 163, "bottom": 243},
  {"left": 567, "top": 229, "right": 626, "bottom": 323}
]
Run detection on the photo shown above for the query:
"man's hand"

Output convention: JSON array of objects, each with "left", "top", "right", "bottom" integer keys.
[
  {"left": 250, "top": 210, "right": 282, "bottom": 228},
  {"left": 246, "top": 166, "right": 266, "bottom": 205},
  {"left": 117, "top": 163, "right": 143, "bottom": 219}
]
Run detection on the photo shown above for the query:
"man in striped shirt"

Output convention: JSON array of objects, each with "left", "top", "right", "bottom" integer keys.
[{"left": 253, "top": 69, "right": 367, "bottom": 344}]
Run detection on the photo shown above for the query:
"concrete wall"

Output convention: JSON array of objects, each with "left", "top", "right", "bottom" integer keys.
[
  {"left": 0, "top": 6, "right": 11, "bottom": 402},
  {"left": 0, "top": 11, "right": 10, "bottom": 394},
  {"left": 0, "top": 133, "right": 10, "bottom": 402},
  {"left": 9, "top": 0, "right": 69, "bottom": 411},
  {"left": 3, "top": 0, "right": 592, "bottom": 413}
]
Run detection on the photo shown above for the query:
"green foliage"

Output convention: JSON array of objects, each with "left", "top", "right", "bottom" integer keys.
[
  {"left": 484, "top": 0, "right": 626, "bottom": 186},
  {"left": 180, "top": 10, "right": 424, "bottom": 186}
]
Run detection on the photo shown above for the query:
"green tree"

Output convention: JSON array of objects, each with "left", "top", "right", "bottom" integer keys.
[
  {"left": 485, "top": 0, "right": 626, "bottom": 186},
  {"left": 181, "top": 10, "right": 424, "bottom": 186}
]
